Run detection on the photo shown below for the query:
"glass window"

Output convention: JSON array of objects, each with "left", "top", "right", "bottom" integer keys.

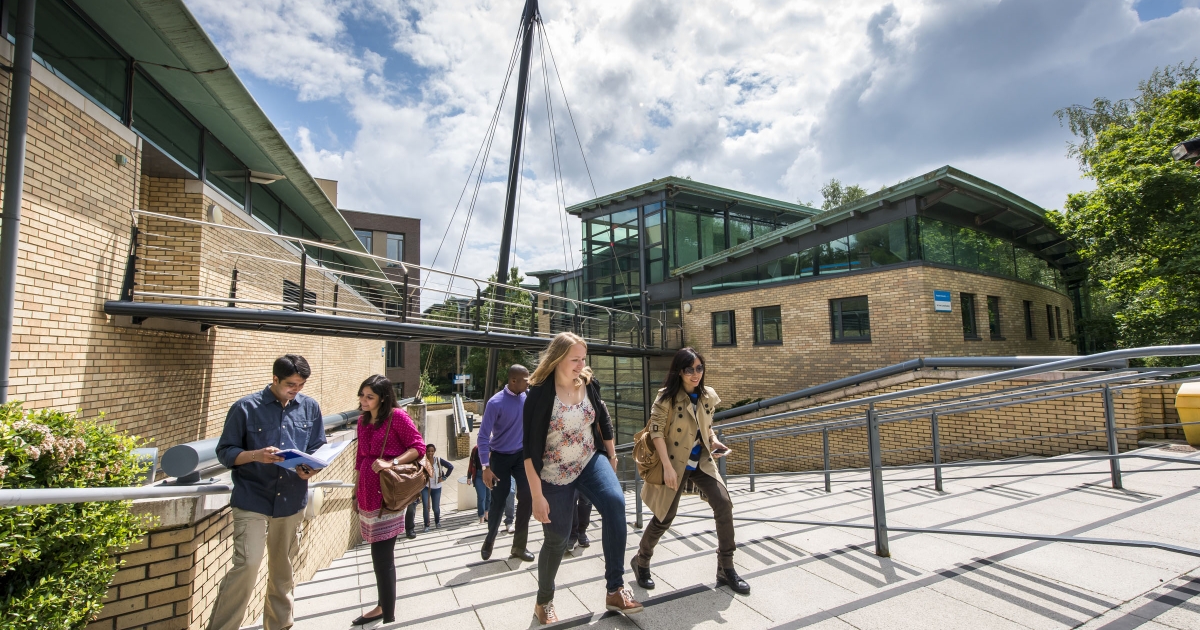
[
  {"left": 817, "top": 236, "right": 850, "bottom": 274},
  {"left": 753, "top": 306, "right": 783, "bottom": 345},
  {"left": 282, "top": 279, "right": 316, "bottom": 312},
  {"left": 1023, "top": 300, "right": 1035, "bottom": 339},
  {"left": 132, "top": 71, "right": 201, "bottom": 173},
  {"left": 831, "top": 296, "right": 871, "bottom": 343},
  {"left": 1046, "top": 304, "right": 1056, "bottom": 339},
  {"left": 393, "top": 383, "right": 404, "bottom": 399},
  {"left": 386, "top": 233, "right": 404, "bottom": 266},
  {"left": 712, "top": 310, "right": 736, "bottom": 346},
  {"left": 644, "top": 210, "right": 663, "bottom": 246},
  {"left": 987, "top": 296, "right": 1002, "bottom": 339},
  {"left": 962, "top": 293, "right": 979, "bottom": 339},
  {"left": 848, "top": 219, "right": 911, "bottom": 270},
  {"left": 250, "top": 185, "right": 282, "bottom": 233},
  {"left": 728, "top": 213, "right": 753, "bottom": 247},
  {"left": 33, "top": 0, "right": 128, "bottom": 119},
  {"left": 1055, "top": 306, "right": 1064, "bottom": 339},
  {"left": 280, "top": 207, "right": 302, "bottom": 237},
  {"left": 355, "top": 229, "right": 373, "bottom": 252},
  {"left": 204, "top": 134, "right": 246, "bottom": 206},
  {"left": 699, "top": 212, "right": 726, "bottom": 258},
  {"left": 386, "top": 341, "right": 404, "bottom": 368},
  {"left": 919, "top": 218, "right": 955, "bottom": 265},
  {"left": 673, "top": 210, "right": 700, "bottom": 267}
]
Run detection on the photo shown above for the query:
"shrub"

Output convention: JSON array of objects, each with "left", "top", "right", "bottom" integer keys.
[{"left": 0, "top": 403, "right": 150, "bottom": 629}]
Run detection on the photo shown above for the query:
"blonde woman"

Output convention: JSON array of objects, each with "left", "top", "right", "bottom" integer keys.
[{"left": 522, "top": 333, "right": 642, "bottom": 624}]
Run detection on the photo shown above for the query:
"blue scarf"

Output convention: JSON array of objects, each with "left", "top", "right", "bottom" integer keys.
[{"left": 685, "top": 392, "right": 702, "bottom": 471}]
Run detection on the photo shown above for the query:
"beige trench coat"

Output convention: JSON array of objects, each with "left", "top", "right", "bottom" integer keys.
[{"left": 641, "top": 386, "right": 725, "bottom": 521}]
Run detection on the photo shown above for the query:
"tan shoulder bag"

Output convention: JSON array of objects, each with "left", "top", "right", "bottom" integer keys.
[
  {"left": 376, "top": 412, "right": 432, "bottom": 512},
  {"left": 633, "top": 397, "right": 670, "bottom": 485}
]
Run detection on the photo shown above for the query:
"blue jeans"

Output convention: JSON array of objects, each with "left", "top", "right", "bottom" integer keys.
[
  {"left": 421, "top": 487, "right": 442, "bottom": 527},
  {"left": 536, "top": 453, "right": 626, "bottom": 604},
  {"left": 473, "top": 476, "right": 489, "bottom": 518}
]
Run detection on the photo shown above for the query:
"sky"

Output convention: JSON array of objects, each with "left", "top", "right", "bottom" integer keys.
[{"left": 184, "top": 0, "right": 1200, "bottom": 284}]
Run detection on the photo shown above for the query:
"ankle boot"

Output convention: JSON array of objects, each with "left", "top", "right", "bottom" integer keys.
[{"left": 716, "top": 567, "right": 750, "bottom": 594}]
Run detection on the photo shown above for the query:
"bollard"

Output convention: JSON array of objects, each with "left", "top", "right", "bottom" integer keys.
[
  {"left": 634, "top": 473, "right": 644, "bottom": 530},
  {"left": 866, "top": 403, "right": 890, "bottom": 557},
  {"left": 931, "top": 410, "right": 943, "bottom": 492},
  {"left": 1103, "top": 385, "right": 1123, "bottom": 490}
]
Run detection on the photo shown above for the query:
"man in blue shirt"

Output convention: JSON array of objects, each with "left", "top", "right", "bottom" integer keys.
[
  {"left": 479, "top": 364, "right": 534, "bottom": 562},
  {"left": 208, "top": 355, "right": 325, "bottom": 630}
]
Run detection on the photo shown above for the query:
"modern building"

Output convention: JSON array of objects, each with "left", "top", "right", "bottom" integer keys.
[
  {"left": 338, "top": 203, "right": 422, "bottom": 398},
  {"left": 545, "top": 170, "right": 1082, "bottom": 435}
]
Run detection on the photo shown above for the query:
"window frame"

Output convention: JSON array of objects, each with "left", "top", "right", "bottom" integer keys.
[
  {"left": 752, "top": 305, "right": 783, "bottom": 346},
  {"left": 830, "top": 295, "right": 872, "bottom": 344},
  {"left": 355, "top": 229, "right": 374, "bottom": 253},
  {"left": 1023, "top": 300, "right": 1035, "bottom": 340},
  {"left": 986, "top": 295, "right": 1004, "bottom": 340},
  {"left": 386, "top": 233, "right": 404, "bottom": 267},
  {"left": 711, "top": 310, "right": 736, "bottom": 347},
  {"left": 1046, "top": 304, "right": 1056, "bottom": 339},
  {"left": 386, "top": 341, "right": 404, "bottom": 368},
  {"left": 961, "top": 293, "right": 980, "bottom": 340},
  {"left": 1054, "top": 306, "right": 1064, "bottom": 340}
]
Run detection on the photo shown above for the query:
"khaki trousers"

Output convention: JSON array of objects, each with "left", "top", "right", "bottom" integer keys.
[{"left": 207, "top": 507, "right": 304, "bottom": 630}]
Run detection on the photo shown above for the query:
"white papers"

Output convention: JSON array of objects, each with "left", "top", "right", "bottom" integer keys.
[{"left": 274, "top": 440, "right": 353, "bottom": 471}]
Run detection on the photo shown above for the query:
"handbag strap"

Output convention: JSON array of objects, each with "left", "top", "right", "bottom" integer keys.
[{"left": 377, "top": 409, "right": 395, "bottom": 460}]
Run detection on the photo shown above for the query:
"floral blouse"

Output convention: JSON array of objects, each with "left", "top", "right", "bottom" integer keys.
[{"left": 540, "top": 396, "right": 596, "bottom": 485}]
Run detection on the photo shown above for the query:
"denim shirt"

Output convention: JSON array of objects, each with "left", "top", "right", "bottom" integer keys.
[{"left": 216, "top": 386, "right": 326, "bottom": 517}]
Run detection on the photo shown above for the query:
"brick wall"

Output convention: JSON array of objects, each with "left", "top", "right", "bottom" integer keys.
[
  {"left": 685, "top": 265, "right": 1077, "bottom": 404},
  {"left": 0, "top": 54, "right": 384, "bottom": 453},
  {"left": 89, "top": 434, "right": 361, "bottom": 630}
]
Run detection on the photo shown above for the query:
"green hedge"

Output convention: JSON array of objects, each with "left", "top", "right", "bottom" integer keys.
[{"left": 0, "top": 403, "right": 150, "bottom": 629}]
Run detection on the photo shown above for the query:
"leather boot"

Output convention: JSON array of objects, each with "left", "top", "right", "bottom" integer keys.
[
  {"left": 631, "top": 556, "right": 655, "bottom": 589},
  {"left": 716, "top": 567, "right": 750, "bottom": 595}
]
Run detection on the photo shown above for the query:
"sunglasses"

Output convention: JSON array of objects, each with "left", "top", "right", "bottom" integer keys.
[{"left": 681, "top": 365, "right": 705, "bottom": 376}]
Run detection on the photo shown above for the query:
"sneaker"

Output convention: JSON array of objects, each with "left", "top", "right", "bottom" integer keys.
[
  {"left": 577, "top": 535, "right": 591, "bottom": 548},
  {"left": 506, "top": 523, "right": 514, "bottom": 534},
  {"left": 423, "top": 526, "right": 430, "bottom": 533},
  {"left": 605, "top": 587, "right": 643, "bottom": 614},
  {"left": 534, "top": 602, "right": 558, "bottom": 624}
]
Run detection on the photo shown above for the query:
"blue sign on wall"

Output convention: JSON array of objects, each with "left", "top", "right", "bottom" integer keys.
[{"left": 934, "top": 290, "right": 952, "bottom": 312}]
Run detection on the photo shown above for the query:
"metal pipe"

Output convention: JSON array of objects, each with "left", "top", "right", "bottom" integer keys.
[
  {"left": 866, "top": 403, "right": 890, "bottom": 557},
  {"left": 716, "top": 430, "right": 727, "bottom": 481},
  {"left": 0, "top": 0, "right": 35, "bottom": 403},
  {"left": 931, "top": 410, "right": 943, "bottom": 492},
  {"left": 822, "top": 428, "right": 831, "bottom": 493},
  {"left": 634, "top": 473, "right": 643, "bottom": 530},
  {"left": 1104, "top": 384, "right": 1123, "bottom": 489},
  {"left": 748, "top": 438, "right": 756, "bottom": 492},
  {"left": 297, "top": 250, "right": 308, "bottom": 311}
]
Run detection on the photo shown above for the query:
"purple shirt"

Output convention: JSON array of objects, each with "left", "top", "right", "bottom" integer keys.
[{"left": 478, "top": 386, "right": 526, "bottom": 466}]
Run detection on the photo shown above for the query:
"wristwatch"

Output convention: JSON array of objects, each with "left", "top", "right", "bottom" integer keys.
[{"left": 392, "top": 457, "right": 400, "bottom": 465}]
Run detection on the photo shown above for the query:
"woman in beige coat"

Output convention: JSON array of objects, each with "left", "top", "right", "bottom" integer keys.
[{"left": 630, "top": 347, "right": 750, "bottom": 595}]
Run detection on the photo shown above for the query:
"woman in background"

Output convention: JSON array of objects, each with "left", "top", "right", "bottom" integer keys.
[
  {"left": 468, "top": 445, "right": 490, "bottom": 524},
  {"left": 353, "top": 375, "right": 425, "bottom": 625},
  {"left": 421, "top": 444, "right": 454, "bottom": 531}
]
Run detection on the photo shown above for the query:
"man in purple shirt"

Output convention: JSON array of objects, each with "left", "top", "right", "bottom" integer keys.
[{"left": 479, "top": 364, "right": 534, "bottom": 562}]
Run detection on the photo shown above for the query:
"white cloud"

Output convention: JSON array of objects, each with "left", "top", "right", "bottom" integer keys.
[{"left": 185, "top": 0, "right": 1200, "bottom": 293}]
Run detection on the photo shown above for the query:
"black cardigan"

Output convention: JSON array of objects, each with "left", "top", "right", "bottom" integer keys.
[{"left": 522, "top": 378, "right": 613, "bottom": 474}]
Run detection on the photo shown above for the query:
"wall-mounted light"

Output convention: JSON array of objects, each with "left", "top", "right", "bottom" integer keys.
[
  {"left": 114, "top": 154, "right": 128, "bottom": 167},
  {"left": 248, "top": 170, "right": 286, "bottom": 185},
  {"left": 682, "top": 302, "right": 692, "bottom": 313},
  {"left": 207, "top": 204, "right": 223, "bottom": 224}
]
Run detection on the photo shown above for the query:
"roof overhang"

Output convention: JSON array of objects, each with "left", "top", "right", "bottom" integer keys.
[{"left": 566, "top": 176, "right": 819, "bottom": 219}]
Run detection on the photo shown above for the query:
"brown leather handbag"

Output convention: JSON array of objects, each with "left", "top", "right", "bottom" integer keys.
[
  {"left": 376, "top": 413, "right": 432, "bottom": 512},
  {"left": 633, "top": 399, "right": 670, "bottom": 484}
]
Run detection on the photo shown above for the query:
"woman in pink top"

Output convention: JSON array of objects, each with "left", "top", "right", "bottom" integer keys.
[{"left": 353, "top": 375, "right": 425, "bottom": 625}]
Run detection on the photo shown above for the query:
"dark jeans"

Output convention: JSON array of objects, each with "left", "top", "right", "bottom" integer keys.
[
  {"left": 635, "top": 468, "right": 735, "bottom": 570},
  {"left": 405, "top": 498, "right": 417, "bottom": 533},
  {"left": 370, "top": 537, "right": 397, "bottom": 619},
  {"left": 421, "top": 487, "right": 442, "bottom": 527},
  {"left": 568, "top": 492, "right": 593, "bottom": 543},
  {"left": 536, "top": 453, "right": 626, "bottom": 605},
  {"left": 486, "top": 451, "right": 532, "bottom": 552},
  {"left": 472, "top": 475, "right": 489, "bottom": 518}
]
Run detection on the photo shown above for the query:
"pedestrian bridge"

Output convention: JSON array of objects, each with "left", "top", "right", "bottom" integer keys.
[{"left": 273, "top": 446, "right": 1200, "bottom": 630}]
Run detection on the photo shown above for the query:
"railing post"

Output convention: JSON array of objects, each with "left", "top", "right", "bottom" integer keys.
[
  {"left": 931, "top": 410, "right": 943, "bottom": 492},
  {"left": 1103, "top": 384, "right": 1123, "bottom": 490},
  {"left": 866, "top": 403, "right": 890, "bottom": 557},
  {"left": 402, "top": 273, "right": 409, "bottom": 323},
  {"left": 120, "top": 225, "right": 139, "bottom": 301},
  {"left": 659, "top": 320, "right": 666, "bottom": 349},
  {"left": 716, "top": 430, "right": 727, "bottom": 482},
  {"left": 822, "top": 428, "right": 831, "bottom": 493},
  {"left": 634, "top": 472, "right": 643, "bottom": 530},
  {"left": 227, "top": 268, "right": 238, "bottom": 308},
  {"left": 474, "top": 288, "right": 482, "bottom": 330},
  {"left": 529, "top": 292, "right": 537, "bottom": 337},
  {"left": 297, "top": 251, "right": 308, "bottom": 312},
  {"left": 748, "top": 437, "right": 756, "bottom": 492},
  {"left": 331, "top": 282, "right": 338, "bottom": 316},
  {"left": 607, "top": 313, "right": 614, "bottom": 345}
]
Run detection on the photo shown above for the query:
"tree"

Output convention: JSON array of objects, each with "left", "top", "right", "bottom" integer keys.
[
  {"left": 1051, "top": 62, "right": 1200, "bottom": 357},
  {"left": 820, "top": 178, "right": 868, "bottom": 211}
]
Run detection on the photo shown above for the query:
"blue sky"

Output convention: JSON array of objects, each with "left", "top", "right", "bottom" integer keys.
[{"left": 187, "top": 0, "right": 1200, "bottom": 280}]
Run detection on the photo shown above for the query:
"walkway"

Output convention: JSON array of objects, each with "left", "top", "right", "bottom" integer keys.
[{"left": 271, "top": 445, "right": 1200, "bottom": 629}]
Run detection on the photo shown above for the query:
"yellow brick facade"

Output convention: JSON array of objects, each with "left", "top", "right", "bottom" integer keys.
[{"left": 684, "top": 265, "right": 1077, "bottom": 404}]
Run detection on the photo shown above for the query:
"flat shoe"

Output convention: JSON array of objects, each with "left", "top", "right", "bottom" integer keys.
[{"left": 351, "top": 611, "right": 384, "bottom": 625}]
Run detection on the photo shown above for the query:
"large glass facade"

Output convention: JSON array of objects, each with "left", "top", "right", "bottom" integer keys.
[
  {"left": 693, "top": 216, "right": 1065, "bottom": 294},
  {"left": 131, "top": 71, "right": 201, "bottom": 174},
  {"left": 31, "top": 0, "right": 128, "bottom": 119}
]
